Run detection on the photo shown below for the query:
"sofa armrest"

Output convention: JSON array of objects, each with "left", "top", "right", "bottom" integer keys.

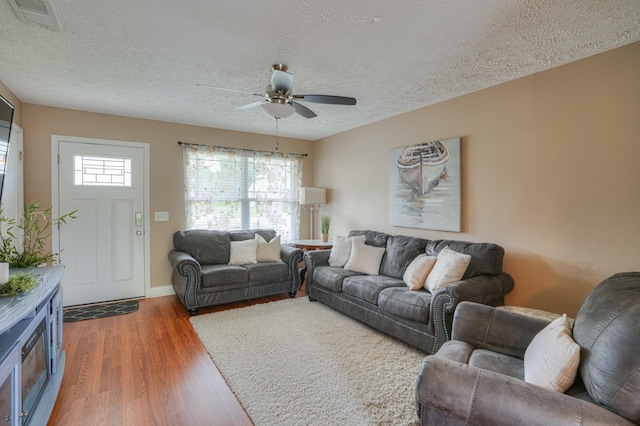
[
  {"left": 452, "top": 301, "right": 550, "bottom": 359},
  {"left": 168, "top": 249, "right": 202, "bottom": 276},
  {"left": 303, "top": 249, "right": 331, "bottom": 286},
  {"left": 428, "top": 273, "right": 514, "bottom": 352},
  {"left": 416, "top": 356, "right": 634, "bottom": 426},
  {"left": 280, "top": 244, "right": 304, "bottom": 292},
  {"left": 280, "top": 244, "right": 303, "bottom": 264},
  {"left": 168, "top": 249, "right": 202, "bottom": 311}
]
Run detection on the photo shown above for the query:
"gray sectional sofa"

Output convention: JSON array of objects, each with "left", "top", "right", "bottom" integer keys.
[
  {"left": 304, "top": 230, "right": 514, "bottom": 353},
  {"left": 169, "top": 229, "right": 303, "bottom": 315}
]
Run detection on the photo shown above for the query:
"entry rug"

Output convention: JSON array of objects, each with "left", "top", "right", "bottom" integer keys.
[
  {"left": 190, "top": 297, "right": 425, "bottom": 425},
  {"left": 63, "top": 300, "right": 139, "bottom": 322}
]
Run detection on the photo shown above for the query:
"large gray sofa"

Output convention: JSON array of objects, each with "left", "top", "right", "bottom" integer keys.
[
  {"left": 168, "top": 229, "right": 303, "bottom": 315},
  {"left": 416, "top": 272, "right": 640, "bottom": 425},
  {"left": 304, "top": 230, "right": 514, "bottom": 354}
]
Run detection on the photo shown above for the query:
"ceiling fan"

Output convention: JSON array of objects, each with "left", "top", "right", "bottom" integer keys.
[{"left": 198, "top": 64, "right": 356, "bottom": 120}]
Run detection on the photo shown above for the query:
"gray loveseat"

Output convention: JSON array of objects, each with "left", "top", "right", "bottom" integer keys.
[
  {"left": 304, "top": 230, "right": 514, "bottom": 354},
  {"left": 416, "top": 272, "right": 640, "bottom": 425},
  {"left": 169, "top": 229, "right": 303, "bottom": 315}
]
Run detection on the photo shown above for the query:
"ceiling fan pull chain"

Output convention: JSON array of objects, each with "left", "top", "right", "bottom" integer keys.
[{"left": 275, "top": 118, "right": 280, "bottom": 151}]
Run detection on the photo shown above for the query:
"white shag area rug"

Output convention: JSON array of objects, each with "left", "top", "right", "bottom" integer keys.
[{"left": 190, "top": 297, "right": 425, "bottom": 426}]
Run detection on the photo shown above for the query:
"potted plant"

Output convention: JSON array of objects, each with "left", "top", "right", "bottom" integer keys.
[
  {"left": 321, "top": 215, "right": 330, "bottom": 242},
  {"left": 0, "top": 202, "right": 77, "bottom": 268}
]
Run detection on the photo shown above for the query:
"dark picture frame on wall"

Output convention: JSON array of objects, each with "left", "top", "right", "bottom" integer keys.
[{"left": 389, "top": 136, "right": 461, "bottom": 232}]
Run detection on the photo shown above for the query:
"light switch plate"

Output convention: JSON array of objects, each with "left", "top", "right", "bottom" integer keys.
[{"left": 154, "top": 211, "right": 169, "bottom": 222}]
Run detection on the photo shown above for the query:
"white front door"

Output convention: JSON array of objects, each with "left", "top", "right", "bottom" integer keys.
[{"left": 54, "top": 137, "right": 148, "bottom": 306}]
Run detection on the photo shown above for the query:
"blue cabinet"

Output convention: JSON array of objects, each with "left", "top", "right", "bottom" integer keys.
[{"left": 0, "top": 267, "right": 65, "bottom": 425}]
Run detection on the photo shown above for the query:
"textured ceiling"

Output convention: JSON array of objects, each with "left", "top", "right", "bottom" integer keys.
[{"left": 0, "top": 0, "right": 639, "bottom": 141}]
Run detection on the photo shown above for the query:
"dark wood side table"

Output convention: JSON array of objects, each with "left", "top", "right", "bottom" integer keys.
[{"left": 290, "top": 240, "right": 333, "bottom": 286}]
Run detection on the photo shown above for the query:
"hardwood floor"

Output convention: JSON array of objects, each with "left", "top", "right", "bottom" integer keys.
[{"left": 48, "top": 288, "right": 306, "bottom": 426}]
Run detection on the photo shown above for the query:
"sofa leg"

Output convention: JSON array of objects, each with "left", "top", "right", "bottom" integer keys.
[
  {"left": 308, "top": 296, "right": 316, "bottom": 302},
  {"left": 288, "top": 291, "right": 297, "bottom": 297},
  {"left": 187, "top": 308, "right": 198, "bottom": 316}
]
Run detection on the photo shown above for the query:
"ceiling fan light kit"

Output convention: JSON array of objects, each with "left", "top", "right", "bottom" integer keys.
[
  {"left": 261, "top": 101, "right": 295, "bottom": 119},
  {"left": 201, "top": 64, "right": 356, "bottom": 121}
]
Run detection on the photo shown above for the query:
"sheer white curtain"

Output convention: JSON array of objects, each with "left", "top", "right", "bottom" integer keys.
[{"left": 183, "top": 144, "right": 303, "bottom": 242}]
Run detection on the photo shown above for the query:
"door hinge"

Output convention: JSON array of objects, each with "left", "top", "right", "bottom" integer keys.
[
  {"left": 19, "top": 151, "right": 23, "bottom": 161},
  {"left": 57, "top": 154, "right": 60, "bottom": 165}
]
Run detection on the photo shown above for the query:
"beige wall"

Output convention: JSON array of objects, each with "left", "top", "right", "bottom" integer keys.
[
  {"left": 315, "top": 42, "right": 640, "bottom": 317},
  {"left": 17, "top": 106, "right": 314, "bottom": 290}
]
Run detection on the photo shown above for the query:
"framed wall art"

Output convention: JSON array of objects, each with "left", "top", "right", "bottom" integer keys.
[{"left": 389, "top": 137, "right": 461, "bottom": 232}]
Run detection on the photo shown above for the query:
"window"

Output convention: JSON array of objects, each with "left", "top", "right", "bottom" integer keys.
[
  {"left": 73, "top": 155, "right": 132, "bottom": 187},
  {"left": 183, "top": 144, "right": 303, "bottom": 242}
]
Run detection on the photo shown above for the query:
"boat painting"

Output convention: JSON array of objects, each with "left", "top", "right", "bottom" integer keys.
[
  {"left": 389, "top": 137, "right": 461, "bottom": 232},
  {"left": 396, "top": 140, "right": 449, "bottom": 196}
]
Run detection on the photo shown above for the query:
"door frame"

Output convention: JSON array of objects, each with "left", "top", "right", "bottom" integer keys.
[{"left": 51, "top": 135, "right": 151, "bottom": 300}]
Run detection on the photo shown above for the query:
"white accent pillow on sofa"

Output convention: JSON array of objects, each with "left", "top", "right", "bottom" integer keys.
[
  {"left": 255, "top": 234, "right": 282, "bottom": 262},
  {"left": 229, "top": 239, "right": 258, "bottom": 265},
  {"left": 329, "top": 235, "right": 366, "bottom": 267},
  {"left": 425, "top": 247, "right": 471, "bottom": 292},
  {"left": 404, "top": 254, "right": 437, "bottom": 290},
  {"left": 524, "top": 314, "right": 580, "bottom": 393},
  {"left": 344, "top": 239, "right": 386, "bottom": 275}
]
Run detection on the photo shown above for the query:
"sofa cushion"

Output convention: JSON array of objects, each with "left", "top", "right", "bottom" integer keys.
[
  {"left": 380, "top": 235, "right": 428, "bottom": 279},
  {"left": 378, "top": 287, "right": 432, "bottom": 323},
  {"left": 201, "top": 264, "right": 249, "bottom": 287},
  {"left": 342, "top": 275, "right": 405, "bottom": 305},
  {"left": 313, "top": 266, "right": 362, "bottom": 292},
  {"left": 246, "top": 261, "right": 289, "bottom": 282},
  {"left": 329, "top": 235, "right": 366, "bottom": 267},
  {"left": 230, "top": 229, "right": 276, "bottom": 242},
  {"left": 426, "top": 240, "right": 504, "bottom": 278},
  {"left": 344, "top": 239, "right": 386, "bottom": 275},
  {"left": 469, "top": 349, "right": 524, "bottom": 380},
  {"left": 573, "top": 272, "right": 640, "bottom": 423},
  {"left": 229, "top": 239, "right": 258, "bottom": 265},
  {"left": 348, "top": 230, "right": 390, "bottom": 248},
  {"left": 173, "top": 230, "right": 231, "bottom": 265},
  {"left": 524, "top": 314, "right": 580, "bottom": 393}
]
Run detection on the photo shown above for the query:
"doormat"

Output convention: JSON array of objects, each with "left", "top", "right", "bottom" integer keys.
[{"left": 63, "top": 300, "right": 139, "bottom": 322}]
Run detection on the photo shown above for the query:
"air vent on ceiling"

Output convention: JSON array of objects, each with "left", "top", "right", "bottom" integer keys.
[{"left": 7, "top": 0, "right": 61, "bottom": 31}]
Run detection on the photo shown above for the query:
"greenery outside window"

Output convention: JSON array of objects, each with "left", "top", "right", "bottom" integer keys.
[{"left": 183, "top": 144, "right": 303, "bottom": 242}]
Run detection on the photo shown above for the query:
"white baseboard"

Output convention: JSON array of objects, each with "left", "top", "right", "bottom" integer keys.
[{"left": 148, "top": 285, "right": 175, "bottom": 298}]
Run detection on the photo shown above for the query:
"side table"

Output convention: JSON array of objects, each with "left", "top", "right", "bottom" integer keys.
[{"left": 290, "top": 240, "right": 333, "bottom": 286}]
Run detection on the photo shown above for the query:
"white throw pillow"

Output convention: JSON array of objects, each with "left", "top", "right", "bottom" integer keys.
[
  {"left": 344, "top": 239, "right": 386, "bottom": 275},
  {"left": 425, "top": 246, "right": 471, "bottom": 292},
  {"left": 524, "top": 314, "right": 580, "bottom": 393},
  {"left": 228, "top": 239, "right": 258, "bottom": 265},
  {"left": 255, "top": 234, "right": 282, "bottom": 262},
  {"left": 328, "top": 235, "right": 366, "bottom": 267},
  {"left": 403, "top": 254, "right": 437, "bottom": 290}
]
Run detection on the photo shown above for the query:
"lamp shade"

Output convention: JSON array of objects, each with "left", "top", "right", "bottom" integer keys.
[{"left": 299, "top": 187, "right": 326, "bottom": 205}]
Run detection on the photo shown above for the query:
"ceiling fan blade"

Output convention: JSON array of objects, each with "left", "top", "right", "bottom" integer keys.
[
  {"left": 292, "top": 94, "right": 356, "bottom": 105},
  {"left": 196, "top": 84, "right": 262, "bottom": 97},
  {"left": 290, "top": 101, "right": 317, "bottom": 119},
  {"left": 233, "top": 100, "right": 266, "bottom": 111},
  {"left": 271, "top": 70, "right": 293, "bottom": 94}
]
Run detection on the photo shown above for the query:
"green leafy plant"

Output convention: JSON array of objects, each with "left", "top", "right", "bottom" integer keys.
[
  {"left": 321, "top": 215, "right": 331, "bottom": 235},
  {"left": 0, "top": 272, "right": 38, "bottom": 297},
  {"left": 0, "top": 202, "right": 77, "bottom": 268}
]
